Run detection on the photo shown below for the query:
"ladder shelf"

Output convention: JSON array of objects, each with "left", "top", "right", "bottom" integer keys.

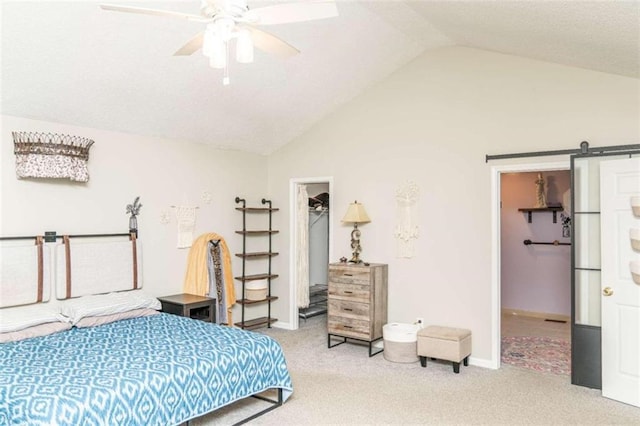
[{"left": 234, "top": 196, "right": 278, "bottom": 330}]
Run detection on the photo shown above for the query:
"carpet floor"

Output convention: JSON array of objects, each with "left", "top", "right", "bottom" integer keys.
[{"left": 192, "top": 316, "right": 640, "bottom": 425}]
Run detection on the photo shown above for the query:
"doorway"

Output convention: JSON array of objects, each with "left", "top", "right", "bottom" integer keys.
[
  {"left": 490, "top": 145, "right": 640, "bottom": 403},
  {"left": 299, "top": 183, "right": 330, "bottom": 321},
  {"left": 288, "top": 177, "right": 334, "bottom": 331},
  {"left": 500, "top": 170, "right": 571, "bottom": 375},
  {"left": 491, "top": 161, "right": 569, "bottom": 369}
]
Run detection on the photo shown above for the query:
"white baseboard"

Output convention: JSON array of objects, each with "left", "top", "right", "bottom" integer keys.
[
  {"left": 272, "top": 321, "right": 293, "bottom": 330},
  {"left": 469, "top": 356, "right": 496, "bottom": 369}
]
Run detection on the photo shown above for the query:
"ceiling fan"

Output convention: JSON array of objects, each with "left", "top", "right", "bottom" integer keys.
[{"left": 100, "top": 0, "right": 339, "bottom": 85}]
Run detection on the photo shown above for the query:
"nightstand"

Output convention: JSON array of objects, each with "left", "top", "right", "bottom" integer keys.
[{"left": 157, "top": 293, "right": 216, "bottom": 323}]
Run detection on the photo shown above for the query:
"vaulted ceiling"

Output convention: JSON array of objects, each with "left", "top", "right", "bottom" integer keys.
[{"left": 2, "top": 1, "right": 638, "bottom": 154}]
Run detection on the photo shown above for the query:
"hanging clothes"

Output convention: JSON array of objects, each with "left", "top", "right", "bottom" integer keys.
[
  {"left": 207, "top": 240, "right": 228, "bottom": 324},
  {"left": 296, "top": 185, "right": 310, "bottom": 309},
  {"left": 183, "top": 233, "right": 235, "bottom": 325}
]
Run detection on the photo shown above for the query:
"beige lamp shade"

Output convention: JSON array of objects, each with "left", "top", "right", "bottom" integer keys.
[{"left": 342, "top": 201, "right": 371, "bottom": 224}]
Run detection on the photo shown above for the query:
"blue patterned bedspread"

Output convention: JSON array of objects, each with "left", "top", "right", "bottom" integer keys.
[{"left": 0, "top": 313, "right": 293, "bottom": 425}]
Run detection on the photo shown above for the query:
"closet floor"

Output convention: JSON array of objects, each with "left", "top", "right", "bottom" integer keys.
[
  {"left": 501, "top": 313, "right": 570, "bottom": 340},
  {"left": 299, "top": 284, "right": 327, "bottom": 320}
]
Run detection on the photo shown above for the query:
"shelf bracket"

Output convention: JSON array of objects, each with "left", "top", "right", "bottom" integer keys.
[{"left": 518, "top": 206, "right": 563, "bottom": 224}]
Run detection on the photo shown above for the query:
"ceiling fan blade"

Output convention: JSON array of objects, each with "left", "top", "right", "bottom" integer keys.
[
  {"left": 100, "top": 4, "right": 208, "bottom": 22},
  {"left": 174, "top": 32, "right": 205, "bottom": 56},
  {"left": 240, "top": 25, "right": 300, "bottom": 59},
  {"left": 246, "top": 1, "right": 338, "bottom": 25}
]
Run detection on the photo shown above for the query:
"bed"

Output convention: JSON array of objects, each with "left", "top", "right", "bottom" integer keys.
[{"left": 0, "top": 232, "right": 293, "bottom": 425}]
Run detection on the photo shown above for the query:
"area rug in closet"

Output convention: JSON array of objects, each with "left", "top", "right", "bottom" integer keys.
[{"left": 501, "top": 336, "right": 570, "bottom": 375}]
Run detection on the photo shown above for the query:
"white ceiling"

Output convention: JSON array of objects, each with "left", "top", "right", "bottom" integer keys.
[{"left": 2, "top": 1, "right": 638, "bottom": 154}]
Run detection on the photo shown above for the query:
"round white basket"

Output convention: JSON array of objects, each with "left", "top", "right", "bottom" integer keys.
[
  {"left": 246, "top": 280, "right": 268, "bottom": 301},
  {"left": 382, "top": 323, "right": 420, "bottom": 363}
]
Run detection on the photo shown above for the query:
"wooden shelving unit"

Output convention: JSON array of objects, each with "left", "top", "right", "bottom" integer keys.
[{"left": 234, "top": 197, "right": 279, "bottom": 330}]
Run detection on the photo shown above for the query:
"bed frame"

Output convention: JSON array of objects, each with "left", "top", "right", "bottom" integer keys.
[
  {"left": 230, "top": 389, "right": 284, "bottom": 426},
  {"left": 1, "top": 230, "right": 289, "bottom": 425}
]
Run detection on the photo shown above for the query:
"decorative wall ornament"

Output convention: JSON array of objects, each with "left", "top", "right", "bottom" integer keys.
[
  {"left": 12, "top": 131, "right": 94, "bottom": 182},
  {"left": 126, "top": 196, "right": 142, "bottom": 235},
  {"left": 535, "top": 173, "right": 547, "bottom": 208},
  {"left": 159, "top": 210, "right": 171, "bottom": 225},
  {"left": 560, "top": 213, "right": 571, "bottom": 238},
  {"left": 201, "top": 190, "right": 213, "bottom": 204},
  {"left": 394, "top": 180, "right": 420, "bottom": 258},
  {"left": 173, "top": 206, "right": 198, "bottom": 248}
]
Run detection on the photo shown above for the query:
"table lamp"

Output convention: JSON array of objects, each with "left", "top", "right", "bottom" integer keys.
[{"left": 341, "top": 200, "right": 371, "bottom": 264}]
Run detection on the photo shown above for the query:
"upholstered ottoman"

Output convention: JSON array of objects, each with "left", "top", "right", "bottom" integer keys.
[{"left": 417, "top": 325, "right": 472, "bottom": 373}]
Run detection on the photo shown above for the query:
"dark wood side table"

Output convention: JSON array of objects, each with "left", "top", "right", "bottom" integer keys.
[{"left": 157, "top": 293, "right": 216, "bottom": 323}]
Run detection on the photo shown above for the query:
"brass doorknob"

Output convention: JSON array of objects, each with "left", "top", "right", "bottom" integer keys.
[{"left": 603, "top": 287, "right": 614, "bottom": 297}]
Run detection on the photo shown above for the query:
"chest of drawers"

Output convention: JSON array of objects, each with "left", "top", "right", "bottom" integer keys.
[{"left": 327, "top": 262, "right": 388, "bottom": 356}]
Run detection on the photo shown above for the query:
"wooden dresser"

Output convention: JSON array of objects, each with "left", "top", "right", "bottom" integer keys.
[{"left": 327, "top": 262, "right": 388, "bottom": 356}]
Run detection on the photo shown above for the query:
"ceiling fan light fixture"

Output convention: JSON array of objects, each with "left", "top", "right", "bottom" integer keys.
[
  {"left": 213, "top": 17, "right": 235, "bottom": 41},
  {"left": 235, "top": 29, "right": 254, "bottom": 63},
  {"left": 100, "top": 0, "right": 340, "bottom": 85},
  {"left": 208, "top": 37, "right": 227, "bottom": 69},
  {"left": 202, "top": 25, "right": 216, "bottom": 57}
]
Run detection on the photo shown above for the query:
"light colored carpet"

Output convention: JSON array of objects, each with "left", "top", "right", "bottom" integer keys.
[{"left": 194, "top": 316, "right": 639, "bottom": 425}]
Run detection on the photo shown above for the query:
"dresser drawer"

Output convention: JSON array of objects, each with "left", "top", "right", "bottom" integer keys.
[
  {"left": 328, "top": 282, "right": 370, "bottom": 302},
  {"left": 328, "top": 299, "right": 369, "bottom": 321},
  {"left": 328, "top": 315, "right": 370, "bottom": 340},
  {"left": 329, "top": 266, "right": 371, "bottom": 285}
]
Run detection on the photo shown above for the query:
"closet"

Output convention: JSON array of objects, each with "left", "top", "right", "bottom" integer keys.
[{"left": 299, "top": 189, "right": 329, "bottom": 319}]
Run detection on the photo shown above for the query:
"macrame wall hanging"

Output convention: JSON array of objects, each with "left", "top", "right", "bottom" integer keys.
[
  {"left": 394, "top": 180, "right": 420, "bottom": 258},
  {"left": 12, "top": 131, "right": 95, "bottom": 182},
  {"left": 173, "top": 205, "right": 199, "bottom": 248}
]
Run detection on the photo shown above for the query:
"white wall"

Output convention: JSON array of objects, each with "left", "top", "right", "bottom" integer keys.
[
  {"left": 267, "top": 46, "right": 640, "bottom": 364},
  {"left": 3, "top": 46, "right": 638, "bottom": 364},
  {"left": 501, "top": 171, "right": 571, "bottom": 317},
  {"left": 1, "top": 115, "right": 267, "bottom": 304}
]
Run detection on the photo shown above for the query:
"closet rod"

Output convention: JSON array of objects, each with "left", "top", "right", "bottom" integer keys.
[
  {"left": 485, "top": 142, "right": 640, "bottom": 162},
  {"left": 523, "top": 239, "right": 571, "bottom": 246}
]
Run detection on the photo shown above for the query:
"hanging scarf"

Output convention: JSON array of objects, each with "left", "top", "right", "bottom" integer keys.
[{"left": 183, "top": 233, "right": 235, "bottom": 324}]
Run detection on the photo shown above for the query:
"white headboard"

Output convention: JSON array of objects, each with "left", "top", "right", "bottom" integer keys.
[
  {"left": 55, "top": 237, "right": 142, "bottom": 299},
  {"left": 0, "top": 240, "right": 52, "bottom": 308}
]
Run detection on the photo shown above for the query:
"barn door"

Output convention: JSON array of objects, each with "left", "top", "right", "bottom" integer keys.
[
  {"left": 600, "top": 157, "right": 640, "bottom": 407},
  {"left": 570, "top": 152, "right": 637, "bottom": 389}
]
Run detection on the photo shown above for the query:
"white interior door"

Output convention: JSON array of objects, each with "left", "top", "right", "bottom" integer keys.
[{"left": 600, "top": 157, "right": 640, "bottom": 407}]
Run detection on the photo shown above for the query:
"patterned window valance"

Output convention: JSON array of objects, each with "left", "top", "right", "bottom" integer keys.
[{"left": 13, "top": 132, "right": 95, "bottom": 182}]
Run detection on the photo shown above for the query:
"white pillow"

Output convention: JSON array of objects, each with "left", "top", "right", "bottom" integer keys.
[
  {"left": 0, "top": 322, "right": 71, "bottom": 343},
  {"left": 59, "top": 290, "right": 161, "bottom": 325},
  {"left": 0, "top": 304, "right": 67, "bottom": 333},
  {"left": 74, "top": 308, "right": 159, "bottom": 328}
]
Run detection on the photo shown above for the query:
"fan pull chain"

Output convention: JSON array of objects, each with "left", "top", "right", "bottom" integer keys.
[{"left": 223, "top": 41, "right": 230, "bottom": 85}]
